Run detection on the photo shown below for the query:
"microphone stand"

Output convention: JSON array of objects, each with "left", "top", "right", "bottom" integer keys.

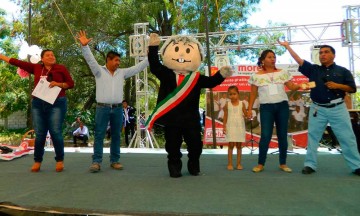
[
  {"left": 271, "top": 133, "right": 299, "bottom": 155},
  {"left": 245, "top": 118, "right": 258, "bottom": 155}
]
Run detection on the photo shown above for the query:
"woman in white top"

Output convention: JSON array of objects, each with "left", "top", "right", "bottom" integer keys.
[{"left": 247, "top": 50, "right": 303, "bottom": 173}]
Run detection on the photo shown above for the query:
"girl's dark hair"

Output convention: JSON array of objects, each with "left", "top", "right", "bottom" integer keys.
[
  {"left": 228, "top": 86, "right": 239, "bottom": 94},
  {"left": 40, "top": 49, "right": 53, "bottom": 58},
  {"left": 257, "top": 49, "right": 277, "bottom": 70}
]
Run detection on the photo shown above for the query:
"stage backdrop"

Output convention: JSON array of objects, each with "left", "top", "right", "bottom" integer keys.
[{"left": 204, "top": 64, "right": 309, "bottom": 148}]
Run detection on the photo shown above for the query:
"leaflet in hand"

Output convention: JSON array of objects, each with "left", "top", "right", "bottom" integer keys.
[{"left": 31, "top": 78, "right": 61, "bottom": 104}]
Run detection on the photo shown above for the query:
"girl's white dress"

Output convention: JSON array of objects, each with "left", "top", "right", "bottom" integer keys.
[{"left": 226, "top": 101, "right": 245, "bottom": 142}]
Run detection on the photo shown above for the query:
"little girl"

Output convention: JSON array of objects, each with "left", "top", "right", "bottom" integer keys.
[{"left": 223, "top": 86, "right": 247, "bottom": 170}]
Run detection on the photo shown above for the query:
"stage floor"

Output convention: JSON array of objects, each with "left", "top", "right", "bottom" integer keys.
[{"left": 1, "top": 147, "right": 359, "bottom": 216}]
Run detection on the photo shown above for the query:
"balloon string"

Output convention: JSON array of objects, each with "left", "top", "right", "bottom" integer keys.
[{"left": 52, "top": 0, "right": 78, "bottom": 44}]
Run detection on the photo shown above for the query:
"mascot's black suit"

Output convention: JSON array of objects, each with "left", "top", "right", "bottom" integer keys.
[{"left": 148, "top": 34, "right": 232, "bottom": 177}]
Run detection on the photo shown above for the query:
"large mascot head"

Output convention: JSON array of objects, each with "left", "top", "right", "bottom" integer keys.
[{"left": 160, "top": 35, "right": 204, "bottom": 73}]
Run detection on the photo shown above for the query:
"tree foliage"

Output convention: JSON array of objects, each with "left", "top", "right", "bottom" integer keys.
[
  {"left": 5, "top": 0, "right": 294, "bottom": 118},
  {"left": 0, "top": 9, "right": 29, "bottom": 118}
]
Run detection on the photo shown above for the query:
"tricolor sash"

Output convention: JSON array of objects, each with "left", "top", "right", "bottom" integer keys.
[{"left": 146, "top": 72, "right": 200, "bottom": 130}]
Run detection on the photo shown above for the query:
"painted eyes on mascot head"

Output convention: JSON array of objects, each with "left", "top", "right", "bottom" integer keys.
[{"left": 160, "top": 35, "right": 204, "bottom": 73}]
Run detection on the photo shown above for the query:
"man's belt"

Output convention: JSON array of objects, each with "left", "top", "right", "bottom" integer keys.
[
  {"left": 313, "top": 101, "right": 344, "bottom": 108},
  {"left": 97, "top": 102, "right": 122, "bottom": 108}
]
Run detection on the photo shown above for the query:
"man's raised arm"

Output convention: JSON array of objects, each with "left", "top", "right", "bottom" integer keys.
[
  {"left": 77, "top": 30, "right": 102, "bottom": 77},
  {"left": 278, "top": 40, "right": 304, "bottom": 66}
]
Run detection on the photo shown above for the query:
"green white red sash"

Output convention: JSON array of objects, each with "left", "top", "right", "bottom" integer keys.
[{"left": 146, "top": 72, "right": 200, "bottom": 130}]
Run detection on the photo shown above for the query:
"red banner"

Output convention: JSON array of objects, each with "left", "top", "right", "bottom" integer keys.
[{"left": 204, "top": 64, "right": 310, "bottom": 148}]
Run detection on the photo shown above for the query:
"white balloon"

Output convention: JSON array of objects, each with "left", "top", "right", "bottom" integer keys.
[
  {"left": 18, "top": 49, "right": 28, "bottom": 59},
  {"left": 19, "top": 41, "right": 29, "bottom": 50},
  {"left": 18, "top": 41, "right": 30, "bottom": 59},
  {"left": 29, "top": 45, "right": 42, "bottom": 56},
  {"left": 30, "top": 55, "right": 40, "bottom": 63}
]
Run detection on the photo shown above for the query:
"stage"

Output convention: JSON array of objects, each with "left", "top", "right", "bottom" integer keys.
[{"left": 1, "top": 147, "right": 359, "bottom": 215}]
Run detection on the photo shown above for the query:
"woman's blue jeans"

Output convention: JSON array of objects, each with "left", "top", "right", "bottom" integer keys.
[
  {"left": 258, "top": 101, "right": 289, "bottom": 165},
  {"left": 32, "top": 97, "right": 67, "bottom": 162},
  {"left": 92, "top": 105, "right": 123, "bottom": 164}
]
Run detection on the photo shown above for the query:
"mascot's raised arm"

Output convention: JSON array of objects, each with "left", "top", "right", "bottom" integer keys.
[{"left": 147, "top": 33, "right": 233, "bottom": 178}]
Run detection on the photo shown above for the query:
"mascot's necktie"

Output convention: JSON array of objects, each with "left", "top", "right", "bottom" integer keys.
[{"left": 177, "top": 74, "right": 185, "bottom": 86}]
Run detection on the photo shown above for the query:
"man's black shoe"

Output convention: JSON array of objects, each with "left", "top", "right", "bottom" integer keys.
[
  {"left": 302, "top": 166, "right": 315, "bottom": 174},
  {"left": 353, "top": 168, "right": 360, "bottom": 176}
]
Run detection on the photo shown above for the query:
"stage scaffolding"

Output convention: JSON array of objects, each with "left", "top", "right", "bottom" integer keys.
[
  {"left": 343, "top": 5, "right": 360, "bottom": 80},
  {"left": 128, "top": 23, "right": 159, "bottom": 148},
  {"left": 128, "top": 5, "right": 360, "bottom": 148}
]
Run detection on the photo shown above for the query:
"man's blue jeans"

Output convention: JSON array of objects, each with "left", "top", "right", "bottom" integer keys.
[
  {"left": 305, "top": 103, "right": 360, "bottom": 171},
  {"left": 258, "top": 101, "right": 289, "bottom": 165},
  {"left": 92, "top": 105, "right": 123, "bottom": 164},
  {"left": 32, "top": 97, "right": 67, "bottom": 162}
]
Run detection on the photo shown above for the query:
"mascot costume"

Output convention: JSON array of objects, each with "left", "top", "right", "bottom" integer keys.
[{"left": 147, "top": 33, "right": 233, "bottom": 178}]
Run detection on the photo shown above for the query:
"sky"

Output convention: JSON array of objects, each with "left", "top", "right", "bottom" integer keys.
[
  {"left": 0, "top": 0, "right": 18, "bottom": 19},
  {"left": 248, "top": 0, "right": 359, "bottom": 26},
  {"left": 0, "top": 0, "right": 359, "bottom": 69},
  {"left": 246, "top": 0, "right": 360, "bottom": 69}
]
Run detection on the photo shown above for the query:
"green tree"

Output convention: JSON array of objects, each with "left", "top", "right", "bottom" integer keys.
[
  {"left": 0, "top": 9, "right": 29, "bottom": 119},
  {"left": 10, "top": 0, "right": 270, "bottom": 117}
]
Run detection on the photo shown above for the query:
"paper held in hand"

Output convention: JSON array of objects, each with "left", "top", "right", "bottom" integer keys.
[
  {"left": 31, "top": 78, "right": 61, "bottom": 104},
  {"left": 301, "top": 81, "right": 316, "bottom": 89}
]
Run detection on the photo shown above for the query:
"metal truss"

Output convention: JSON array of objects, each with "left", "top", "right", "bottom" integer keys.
[
  {"left": 129, "top": 6, "right": 360, "bottom": 148},
  {"left": 128, "top": 23, "right": 159, "bottom": 148},
  {"left": 155, "top": 22, "right": 344, "bottom": 49},
  {"left": 343, "top": 5, "right": 360, "bottom": 77}
]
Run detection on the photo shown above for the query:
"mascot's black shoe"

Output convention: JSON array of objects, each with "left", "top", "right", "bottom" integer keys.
[
  {"left": 170, "top": 171, "right": 182, "bottom": 178},
  {"left": 168, "top": 160, "right": 182, "bottom": 178},
  {"left": 188, "top": 160, "right": 200, "bottom": 176},
  {"left": 188, "top": 170, "right": 200, "bottom": 176},
  {"left": 353, "top": 168, "right": 360, "bottom": 176}
]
